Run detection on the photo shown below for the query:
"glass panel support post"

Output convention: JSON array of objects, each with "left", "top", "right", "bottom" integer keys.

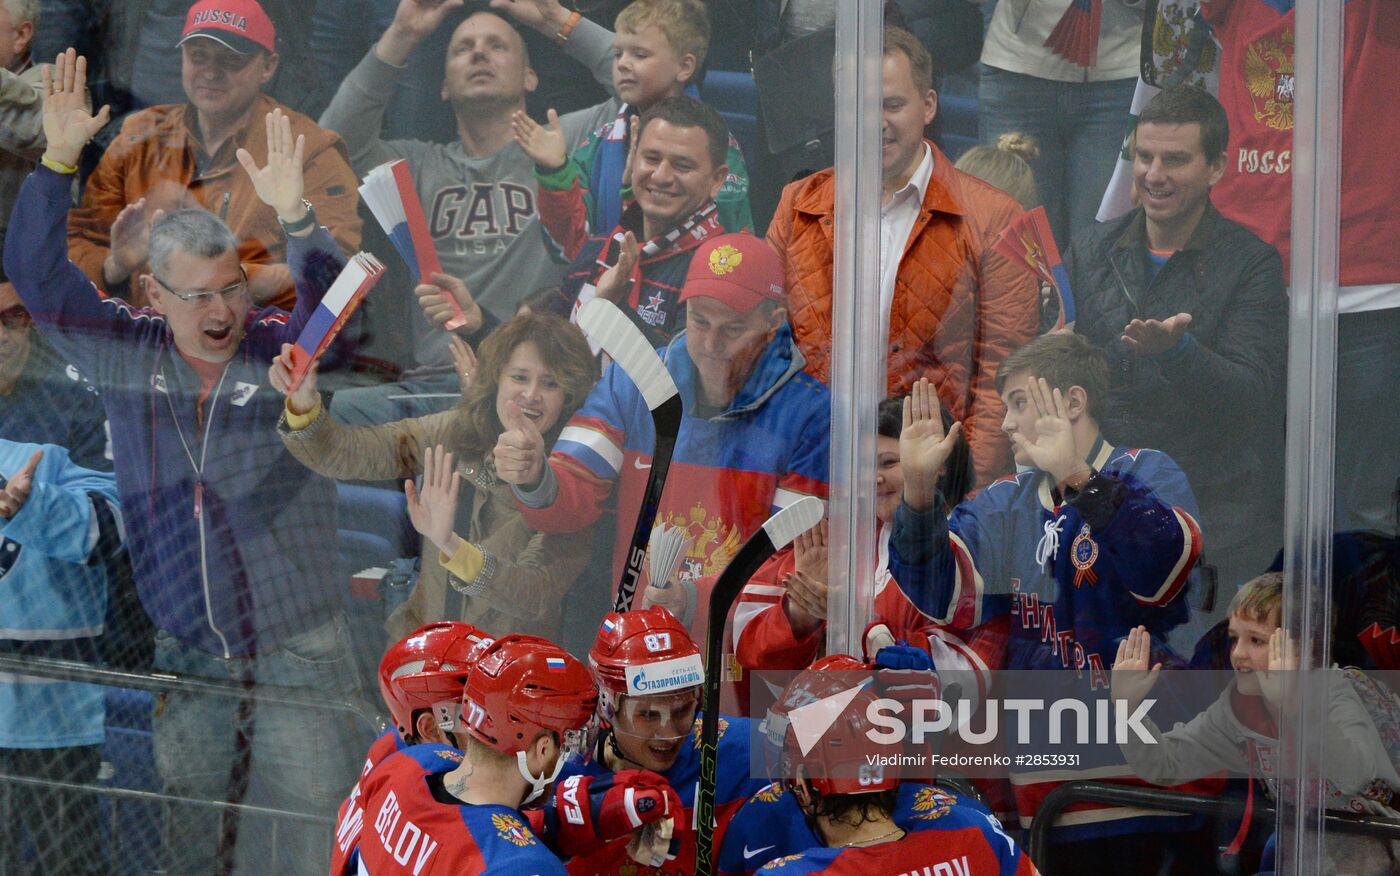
[
  {"left": 825, "top": 2, "right": 886, "bottom": 658},
  {"left": 1279, "top": 0, "right": 1343, "bottom": 871}
]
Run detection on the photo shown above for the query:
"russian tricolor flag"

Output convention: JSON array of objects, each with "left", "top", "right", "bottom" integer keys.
[
  {"left": 287, "top": 252, "right": 385, "bottom": 392},
  {"left": 359, "top": 159, "right": 468, "bottom": 330},
  {"left": 546, "top": 656, "right": 568, "bottom": 673},
  {"left": 601, "top": 618, "right": 618, "bottom": 635}
]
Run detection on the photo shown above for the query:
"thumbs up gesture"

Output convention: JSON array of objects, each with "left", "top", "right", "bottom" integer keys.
[{"left": 493, "top": 400, "right": 546, "bottom": 488}]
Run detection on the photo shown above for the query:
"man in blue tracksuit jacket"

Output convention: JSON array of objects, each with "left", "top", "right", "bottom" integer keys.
[{"left": 2, "top": 54, "right": 364, "bottom": 875}]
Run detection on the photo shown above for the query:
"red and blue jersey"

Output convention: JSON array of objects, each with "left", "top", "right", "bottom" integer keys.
[
  {"left": 349, "top": 744, "right": 565, "bottom": 875},
  {"left": 332, "top": 730, "right": 413, "bottom": 874},
  {"left": 721, "top": 782, "right": 1036, "bottom": 876},
  {"left": 556, "top": 715, "right": 770, "bottom": 875},
  {"left": 517, "top": 324, "right": 829, "bottom": 625}
]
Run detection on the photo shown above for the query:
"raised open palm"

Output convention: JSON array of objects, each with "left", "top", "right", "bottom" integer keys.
[{"left": 41, "top": 50, "right": 110, "bottom": 168}]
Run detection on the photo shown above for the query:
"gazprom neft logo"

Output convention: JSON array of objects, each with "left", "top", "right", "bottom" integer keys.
[{"left": 626, "top": 654, "right": 704, "bottom": 696}]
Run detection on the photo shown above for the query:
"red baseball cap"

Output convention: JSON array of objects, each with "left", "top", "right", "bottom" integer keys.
[
  {"left": 677, "top": 233, "right": 786, "bottom": 314},
  {"left": 179, "top": 0, "right": 277, "bottom": 55}
]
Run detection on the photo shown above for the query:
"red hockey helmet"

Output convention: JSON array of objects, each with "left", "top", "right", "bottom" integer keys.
[
  {"left": 588, "top": 607, "right": 704, "bottom": 722},
  {"left": 765, "top": 654, "right": 901, "bottom": 796},
  {"left": 377, "top": 622, "right": 491, "bottom": 739},
  {"left": 461, "top": 634, "right": 598, "bottom": 756},
  {"left": 461, "top": 635, "right": 599, "bottom": 803}
]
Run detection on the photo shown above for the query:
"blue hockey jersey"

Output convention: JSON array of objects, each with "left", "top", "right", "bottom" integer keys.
[
  {"left": 887, "top": 438, "right": 1210, "bottom": 839},
  {"left": 888, "top": 437, "right": 1201, "bottom": 677}
]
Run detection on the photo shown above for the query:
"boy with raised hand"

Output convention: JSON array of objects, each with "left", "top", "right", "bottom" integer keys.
[
  {"left": 501, "top": 0, "right": 752, "bottom": 262},
  {"left": 887, "top": 334, "right": 1212, "bottom": 871},
  {"left": 1112, "top": 575, "right": 1400, "bottom": 874}
]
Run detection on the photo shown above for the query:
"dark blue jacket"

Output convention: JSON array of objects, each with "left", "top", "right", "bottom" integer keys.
[{"left": 4, "top": 166, "right": 346, "bottom": 658}]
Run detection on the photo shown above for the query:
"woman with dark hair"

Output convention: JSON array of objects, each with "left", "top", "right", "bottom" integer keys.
[
  {"left": 727, "top": 385, "right": 996, "bottom": 704},
  {"left": 271, "top": 313, "right": 601, "bottom": 641}
]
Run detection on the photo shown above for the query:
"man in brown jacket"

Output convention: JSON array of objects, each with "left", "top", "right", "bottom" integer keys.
[
  {"left": 66, "top": 0, "right": 360, "bottom": 310},
  {"left": 766, "top": 26, "right": 1038, "bottom": 484}
]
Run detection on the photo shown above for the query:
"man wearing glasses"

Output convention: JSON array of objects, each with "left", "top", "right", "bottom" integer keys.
[
  {"left": 5, "top": 51, "right": 364, "bottom": 875},
  {"left": 64, "top": 0, "right": 361, "bottom": 310}
]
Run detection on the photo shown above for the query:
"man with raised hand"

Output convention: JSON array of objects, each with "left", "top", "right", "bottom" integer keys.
[
  {"left": 318, "top": 0, "right": 615, "bottom": 424},
  {"left": 65, "top": 0, "right": 361, "bottom": 310},
  {"left": 4, "top": 50, "right": 362, "bottom": 875}
]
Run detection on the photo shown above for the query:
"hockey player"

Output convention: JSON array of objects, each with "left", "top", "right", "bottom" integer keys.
[
  {"left": 735, "top": 655, "right": 1037, "bottom": 875},
  {"left": 332, "top": 622, "right": 491, "bottom": 874},
  {"left": 887, "top": 334, "right": 1215, "bottom": 867},
  {"left": 557, "top": 606, "right": 772, "bottom": 874},
  {"left": 348, "top": 634, "right": 596, "bottom": 874}
]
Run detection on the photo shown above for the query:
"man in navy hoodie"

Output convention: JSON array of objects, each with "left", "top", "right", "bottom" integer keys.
[{"left": 3, "top": 51, "right": 362, "bottom": 875}]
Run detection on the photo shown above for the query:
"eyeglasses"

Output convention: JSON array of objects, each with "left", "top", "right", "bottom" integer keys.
[
  {"left": 0, "top": 305, "right": 31, "bottom": 331},
  {"left": 152, "top": 269, "right": 249, "bottom": 307}
]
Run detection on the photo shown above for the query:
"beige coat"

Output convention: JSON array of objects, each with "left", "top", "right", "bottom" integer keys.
[{"left": 278, "top": 405, "right": 596, "bottom": 641}]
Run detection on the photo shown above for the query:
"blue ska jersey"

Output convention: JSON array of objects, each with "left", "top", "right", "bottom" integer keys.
[
  {"left": 557, "top": 715, "right": 771, "bottom": 874},
  {"left": 889, "top": 438, "right": 1202, "bottom": 679},
  {"left": 888, "top": 438, "right": 1212, "bottom": 839},
  {"left": 350, "top": 744, "right": 566, "bottom": 875},
  {"left": 721, "top": 782, "right": 1036, "bottom": 876}
]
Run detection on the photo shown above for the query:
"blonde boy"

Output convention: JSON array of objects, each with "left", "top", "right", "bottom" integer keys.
[
  {"left": 504, "top": 0, "right": 752, "bottom": 256},
  {"left": 1113, "top": 573, "right": 1400, "bottom": 874}
]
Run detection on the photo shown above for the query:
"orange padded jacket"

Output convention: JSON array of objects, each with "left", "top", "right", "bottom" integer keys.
[{"left": 766, "top": 140, "right": 1038, "bottom": 484}]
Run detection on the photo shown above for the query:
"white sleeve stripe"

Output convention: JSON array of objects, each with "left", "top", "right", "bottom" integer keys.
[
  {"left": 1132, "top": 509, "right": 1196, "bottom": 605},
  {"left": 558, "top": 425, "right": 624, "bottom": 473},
  {"left": 771, "top": 487, "right": 813, "bottom": 509},
  {"left": 944, "top": 532, "right": 984, "bottom": 627},
  {"left": 742, "top": 585, "right": 786, "bottom": 598},
  {"left": 624, "top": 787, "right": 642, "bottom": 828}
]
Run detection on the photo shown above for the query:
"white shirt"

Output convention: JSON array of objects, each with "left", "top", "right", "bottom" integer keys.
[{"left": 879, "top": 143, "right": 934, "bottom": 325}]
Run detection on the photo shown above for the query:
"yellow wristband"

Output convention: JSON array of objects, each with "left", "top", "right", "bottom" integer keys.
[
  {"left": 284, "top": 394, "right": 323, "bottom": 430},
  {"left": 40, "top": 155, "right": 78, "bottom": 175}
]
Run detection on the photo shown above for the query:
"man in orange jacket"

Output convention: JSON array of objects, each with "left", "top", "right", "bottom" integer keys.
[
  {"left": 65, "top": 0, "right": 360, "bottom": 310},
  {"left": 765, "top": 26, "right": 1038, "bottom": 485}
]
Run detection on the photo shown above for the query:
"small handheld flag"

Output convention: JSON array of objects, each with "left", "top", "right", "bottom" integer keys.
[
  {"left": 358, "top": 159, "right": 468, "bottom": 330},
  {"left": 286, "top": 252, "right": 386, "bottom": 392},
  {"left": 992, "top": 206, "right": 1076, "bottom": 330},
  {"left": 1045, "top": 0, "right": 1102, "bottom": 68}
]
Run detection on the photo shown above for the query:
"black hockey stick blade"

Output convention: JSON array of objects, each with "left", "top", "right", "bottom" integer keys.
[
  {"left": 576, "top": 299, "right": 684, "bottom": 613},
  {"left": 694, "top": 496, "right": 824, "bottom": 875}
]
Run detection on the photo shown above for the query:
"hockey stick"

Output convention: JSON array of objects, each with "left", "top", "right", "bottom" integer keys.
[
  {"left": 576, "top": 298, "right": 684, "bottom": 613},
  {"left": 694, "top": 496, "right": 825, "bottom": 876}
]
